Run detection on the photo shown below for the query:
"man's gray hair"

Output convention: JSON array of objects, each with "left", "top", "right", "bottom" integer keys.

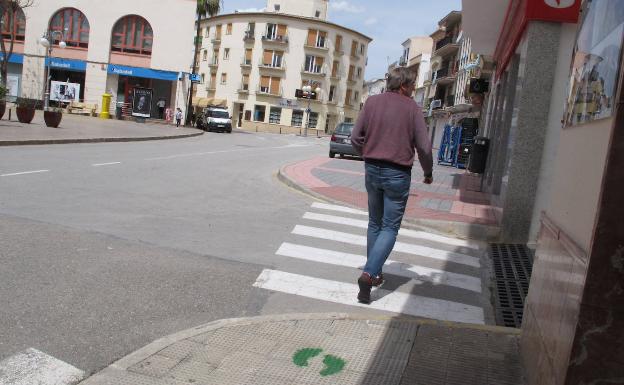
[{"left": 386, "top": 67, "right": 416, "bottom": 91}]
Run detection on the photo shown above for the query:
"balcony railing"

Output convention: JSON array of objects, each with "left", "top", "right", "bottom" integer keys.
[
  {"left": 304, "top": 40, "right": 329, "bottom": 51},
  {"left": 334, "top": 47, "right": 344, "bottom": 56},
  {"left": 208, "top": 58, "right": 219, "bottom": 67},
  {"left": 241, "top": 57, "right": 252, "bottom": 67},
  {"left": 259, "top": 58, "right": 286, "bottom": 70},
  {"left": 257, "top": 86, "right": 283, "bottom": 97},
  {"left": 301, "top": 64, "right": 326, "bottom": 76},
  {"left": 330, "top": 72, "right": 341, "bottom": 80},
  {"left": 261, "top": 34, "right": 289, "bottom": 44},
  {"left": 211, "top": 35, "right": 222, "bottom": 44},
  {"left": 243, "top": 30, "right": 255, "bottom": 42},
  {"left": 206, "top": 82, "right": 216, "bottom": 91},
  {"left": 237, "top": 83, "right": 250, "bottom": 93},
  {"left": 435, "top": 36, "right": 457, "bottom": 52}
]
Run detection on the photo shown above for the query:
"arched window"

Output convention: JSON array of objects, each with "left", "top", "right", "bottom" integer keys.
[
  {"left": 49, "top": 8, "right": 90, "bottom": 48},
  {"left": 111, "top": 15, "right": 153, "bottom": 56},
  {"left": 1, "top": 7, "right": 26, "bottom": 41}
]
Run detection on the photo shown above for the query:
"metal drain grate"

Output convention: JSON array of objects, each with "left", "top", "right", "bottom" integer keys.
[{"left": 489, "top": 244, "right": 533, "bottom": 328}]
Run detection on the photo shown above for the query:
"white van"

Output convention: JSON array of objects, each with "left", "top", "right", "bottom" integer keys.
[{"left": 197, "top": 106, "right": 232, "bottom": 133}]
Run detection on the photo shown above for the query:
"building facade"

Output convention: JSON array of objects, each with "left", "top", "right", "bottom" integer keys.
[
  {"left": 8, "top": 0, "right": 195, "bottom": 120},
  {"left": 388, "top": 36, "right": 433, "bottom": 107},
  {"left": 193, "top": 0, "right": 371, "bottom": 134}
]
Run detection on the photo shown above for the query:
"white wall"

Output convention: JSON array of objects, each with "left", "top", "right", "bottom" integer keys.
[{"left": 266, "top": 0, "right": 328, "bottom": 20}]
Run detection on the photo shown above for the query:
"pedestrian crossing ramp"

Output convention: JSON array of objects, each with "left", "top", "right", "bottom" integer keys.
[{"left": 254, "top": 202, "right": 490, "bottom": 325}]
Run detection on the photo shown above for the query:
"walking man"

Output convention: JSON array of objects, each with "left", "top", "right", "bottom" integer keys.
[{"left": 350, "top": 67, "right": 434, "bottom": 304}]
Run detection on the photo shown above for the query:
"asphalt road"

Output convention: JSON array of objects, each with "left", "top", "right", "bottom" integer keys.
[{"left": 0, "top": 131, "right": 337, "bottom": 375}]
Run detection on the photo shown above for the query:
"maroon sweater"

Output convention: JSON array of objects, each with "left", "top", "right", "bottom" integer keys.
[{"left": 351, "top": 92, "right": 433, "bottom": 176}]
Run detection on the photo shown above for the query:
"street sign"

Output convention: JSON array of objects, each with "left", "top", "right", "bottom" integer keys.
[{"left": 190, "top": 73, "right": 201, "bottom": 83}]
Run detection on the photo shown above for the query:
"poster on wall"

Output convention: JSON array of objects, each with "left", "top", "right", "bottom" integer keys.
[
  {"left": 6, "top": 74, "right": 19, "bottom": 97},
  {"left": 50, "top": 81, "right": 80, "bottom": 103},
  {"left": 132, "top": 87, "right": 153, "bottom": 118},
  {"left": 564, "top": 0, "right": 624, "bottom": 126}
]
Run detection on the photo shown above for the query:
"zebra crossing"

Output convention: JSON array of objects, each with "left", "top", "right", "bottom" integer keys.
[{"left": 253, "top": 202, "right": 489, "bottom": 325}]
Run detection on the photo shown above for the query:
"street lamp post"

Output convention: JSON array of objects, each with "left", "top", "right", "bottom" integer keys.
[
  {"left": 302, "top": 85, "right": 321, "bottom": 137},
  {"left": 38, "top": 30, "right": 66, "bottom": 109}
]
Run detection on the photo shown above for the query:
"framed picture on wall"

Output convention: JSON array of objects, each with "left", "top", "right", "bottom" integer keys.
[{"left": 564, "top": 0, "right": 624, "bottom": 126}]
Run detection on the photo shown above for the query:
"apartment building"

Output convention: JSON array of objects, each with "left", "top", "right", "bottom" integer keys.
[{"left": 193, "top": 0, "right": 371, "bottom": 134}]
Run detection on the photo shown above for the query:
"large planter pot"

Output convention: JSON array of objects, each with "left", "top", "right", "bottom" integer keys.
[
  {"left": 0, "top": 101, "right": 6, "bottom": 120},
  {"left": 16, "top": 106, "right": 35, "bottom": 123},
  {"left": 44, "top": 110, "right": 63, "bottom": 128}
]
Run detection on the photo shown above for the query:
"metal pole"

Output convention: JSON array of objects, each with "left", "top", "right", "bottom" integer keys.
[
  {"left": 43, "top": 44, "right": 51, "bottom": 109},
  {"left": 304, "top": 97, "right": 310, "bottom": 137}
]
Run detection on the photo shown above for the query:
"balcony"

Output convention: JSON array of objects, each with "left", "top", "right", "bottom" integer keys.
[
  {"left": 301, "top": 64, "right": 326, "bottom": 77},
  {"left": 206, "top": 83, "right": 216, "bottom": 92},
  {"left": 304, "top": 41, "right": 329, "bottom": 52},
  {"left": 334, "top": 48, "right": 344, "bottom": 56},
  {"left": 240, "top": 57, "right": 253, "bottom": 68},
  {"left": 211, "top": 35, "right": 222, "bottom": 45},
  {"left": 256, "top": 86, "right": 283, "bottom": 97},
  {"left": 237, "top": 83, "right": 250, "bottom": 94},
  {"left": 259, "top": 58, "right": 286, "bottom": 71},
  {"left": 261, "top": 34, "right": 289, "bottom": 45},
  {"left": 398, "top": 57, "right": 407, "bottom": 67},
  {"left": 433, "top": 67, "right": 456, "bottom": 85},
  {"left": 330, "top": 72, "right": 341, "bottom": 81},
  {"left": 434, "top": 36, "right": 460, "bottom": 57},
  {"left": 350, "top": 50, "right": 359, "bottom": 59},
  {"left": 445, "top": 94, "right": 455, "bottom": 108},
  {"left": 346, "top": 75, "right": 357, "bottom": 85},
  {"left": 243, "top": 30, "right": 255, "bottom": 43},
  {"left": 208, "top": 59, "right": 219, "bottom": 68}
]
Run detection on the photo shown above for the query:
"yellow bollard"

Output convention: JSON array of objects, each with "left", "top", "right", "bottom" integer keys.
[{"left": 99, "top": 93, "right": 112, "bottom": 119}]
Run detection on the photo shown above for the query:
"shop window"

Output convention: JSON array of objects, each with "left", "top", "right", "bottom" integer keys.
[
  {"left": 269, "top": 107, "right": 281, "bottom": 124},
  {"left": 309, "top": 112, "right": 319, "bottom": 128},
  {"left": 291, "top": 110, "right": 303, "bottom": 127},
  {"left": 254, "top": 105, "right": 266, "bottom": 122},
  {"left": 1, "top": 7, "right": 25, "bottom": 41},
  {"left": 111, "top": 15, "right": 153, "bottom": 56},
  {"left": 49, "top": 8, "right": 89, "bottom": 48}
]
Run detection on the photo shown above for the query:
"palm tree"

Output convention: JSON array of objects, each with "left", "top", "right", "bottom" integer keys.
[{"left": 187, "top": 0, "right": 221, "bottom": 125}]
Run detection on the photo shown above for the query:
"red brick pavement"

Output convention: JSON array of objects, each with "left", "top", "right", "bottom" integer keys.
[{"left": 283, "top": 156, "right": 499, "bottom": 226}]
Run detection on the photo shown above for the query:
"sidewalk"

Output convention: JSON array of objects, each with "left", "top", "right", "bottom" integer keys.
[
  {"left": 279, "top": 156, "right": 501, "bottom": 241},
  {"left": 80, "top": 313, "right": 523, "bottom": 385},
  {"left": 0, "top": 111, "right": 202, "bottom": 146}
]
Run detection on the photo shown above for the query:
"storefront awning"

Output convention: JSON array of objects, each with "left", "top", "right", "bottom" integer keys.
[
  {"left": 45, "top": 57, "right": 86, "bottom": 71},
  {"left": 107, "top": 64, "right": 180, "bottom": 81},
  {"left": 0, "top": 53, "right": 23, "bottom": 64},
  {"left": 192, "top": 97, "right": 227, "bottom": 107}
]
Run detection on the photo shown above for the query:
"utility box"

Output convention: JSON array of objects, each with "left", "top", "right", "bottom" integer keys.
[{"left": 468, "top": 137, "right": 490, "bottom": 174}]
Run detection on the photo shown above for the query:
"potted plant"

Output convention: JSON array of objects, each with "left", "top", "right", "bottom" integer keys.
[
  {"left": 15, "top": 97, "right": 38, "bottom": 124},
  {"left": 0, "top": 84, "right": 7, "bottom": 120},
  {"left": 44, "top": 106, "right": 63, "bottom": 128}
]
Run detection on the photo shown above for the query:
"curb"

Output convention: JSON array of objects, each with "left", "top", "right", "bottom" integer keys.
[
  {"left": 80, "top": 312, "right": 519, "bottom": 383},
  {"left": 0, "top": 131, "right": 203, "bottom": 146},
  {"left": 277, "top": 165, "right": 500, "bottom": 242}
]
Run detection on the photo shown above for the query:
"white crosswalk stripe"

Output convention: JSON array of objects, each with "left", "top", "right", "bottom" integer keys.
[
  {"left": 254, "top": 270, "right": 485, "bottom": 324},
  {"left": 292, "top": 225, "right": 481, "bottom": 268},
  {"left": 253, "top": 203, "right": 487, "bottom": 324},
  {"left": 0, "top": 348, "right": 85, "bottom": 385},
  {"left": 276, "top": 243, "right": 482, "bottom": 293}
]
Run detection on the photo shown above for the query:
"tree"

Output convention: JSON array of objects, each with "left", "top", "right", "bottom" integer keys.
[
  {"left": 187, "top": 0, "right": 222, "bottom": 125},
  {"left": 0, "top": 0, "right": 32, "bottom": 87}
]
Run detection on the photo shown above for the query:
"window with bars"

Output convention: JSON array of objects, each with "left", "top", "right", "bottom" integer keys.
[
  {"left": 224, "top": 48, "right": 230, "bottom": 60},
  {"left": 291, "top": 110, "right": 304, "bottom": 127},
  {"left": 309, "top": 112, "right": 319, "bottom": 128},
  {"left": 49, "top": 8, "right": 90, "bottom": 48},
  {"left": 111, "top": 15, "right": 153, "bottom": 56},
  {"left": 269, "top": 107, "right": 282, "bottom": 124},
  {"left": 1, "top": 7, "right": 25, "bottom": 41}
]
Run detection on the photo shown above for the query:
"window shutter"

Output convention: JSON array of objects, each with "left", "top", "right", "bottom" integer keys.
[
  {"left": 260, "top": 76, "right": 270, "bottom": 88},
  {"left": 307, "top": 29, "right": 316, "bottom": 46},
  {"left": 270, "top": 77, "right": 281, "bottom": 95},
  {"left": 216, "top": 25, "right": 222, "bottom": 38},
  {"left": 245, "top": 49, "right": 252, "bottom": 61},
  {"left": 263, "top": 50, "right": 272, "bottom": 65},
  {"left": 316, "top": 57, "right": 324, "bottom": 68},
  {"left": 335, "top": 35, "right": 342, "bottom": 50},
  {"left": 277, "top": 24, "right": 287, "bottom": 37},
  {"left": 242, "top": 73, "right": 249, "bottom": 84}
]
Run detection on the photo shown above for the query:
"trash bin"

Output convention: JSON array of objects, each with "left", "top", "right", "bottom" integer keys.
[
  {"left": 468, "top": 136, "right": 490, "bottom": 174},
  {"left": 115, "top": 103, "right": 123, "bottom": 120}
]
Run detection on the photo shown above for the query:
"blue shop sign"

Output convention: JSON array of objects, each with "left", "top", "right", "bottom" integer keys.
[
  {"left": 0, "top": 53, "right": 24, "bottom": 64},
  {"left": 107, "top": 64, "right": 179, "bottom": 81},
  {"left": 45, "top": 57, "right": 87, "bottom": 71}
]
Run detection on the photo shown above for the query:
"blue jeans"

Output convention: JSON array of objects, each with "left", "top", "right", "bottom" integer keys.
[{"left": 363, "top": 163, "right": 411, "bottom": 277}]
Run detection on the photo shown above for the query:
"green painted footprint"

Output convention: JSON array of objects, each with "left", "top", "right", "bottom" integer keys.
[{"left": 292, "top": 348, "right": 347, "bottom": 377}]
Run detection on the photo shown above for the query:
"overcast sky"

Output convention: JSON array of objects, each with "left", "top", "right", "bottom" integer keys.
[{"left": 221, "top": 0, "right": 462, "bottom": 80}]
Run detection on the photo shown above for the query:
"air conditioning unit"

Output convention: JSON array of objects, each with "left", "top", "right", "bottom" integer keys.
[{"left": 430, "top": 99, "right": 442, "bottom": 109}]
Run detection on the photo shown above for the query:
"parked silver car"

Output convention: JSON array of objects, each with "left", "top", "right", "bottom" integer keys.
[{"left": 329, "top": 122, "right": 359, "bottom": 158}]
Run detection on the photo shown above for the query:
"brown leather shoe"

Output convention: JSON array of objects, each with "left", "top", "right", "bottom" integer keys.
[
  {"left": 357, "top": 273, "right": 373, "bottom": 304},
  {"left": 371, "top": 273, "right": 384, "bottom": 287}
]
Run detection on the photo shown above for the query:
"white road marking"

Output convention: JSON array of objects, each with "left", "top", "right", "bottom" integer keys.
[
  {"left": 1, "top": 170, "right": 49, "bottom": 177},
  {"left": 311, "top": 202, "right": 368, "bottom": 216},
  {"left": 276, "top": 243, "right": 482, "bottom": 293},
  {"left": 92, "top": 162, "right": 121, "bottom": 167},
  {"left": 303, "top": 211, "right": 482, "bottom": 250},
  {"left": 292, "top": 225, "right": 481, "bottom": 268},
  {"left": 0, "top": 348, "right": 85, "bottom": 385},
  {"left": 144, "top": 144, "right": 312, "bottom": 161},
  {"left": 253, "top": 269, "right": 484, "bottom": 324}
]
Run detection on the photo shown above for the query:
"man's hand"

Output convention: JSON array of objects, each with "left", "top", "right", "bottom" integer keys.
[{"left": 423, "top": 176, "right": 433, "bottom": 185}]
